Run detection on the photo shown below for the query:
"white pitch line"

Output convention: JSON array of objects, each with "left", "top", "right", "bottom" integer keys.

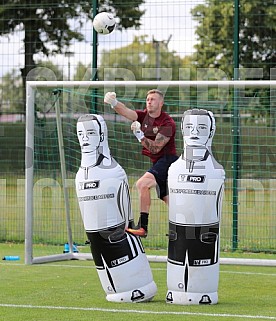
[
  {"left": 220, "top": 271, "right": 276, "bottom": 277},
  {"left": 0, "top": 304, "right": 275, "bottom": 320}
]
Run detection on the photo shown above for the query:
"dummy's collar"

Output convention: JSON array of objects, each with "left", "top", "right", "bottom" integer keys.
[
  {"left": 81, "top": 153, "right": 106, "bottom": 179},
  {"left": 181, "top": 148, "right": 210, "bottom": 162}
]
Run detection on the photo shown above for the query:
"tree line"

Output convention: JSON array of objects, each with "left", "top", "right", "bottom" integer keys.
[{"left": 0, "top": 0, "right": 274, "bottom": 114}]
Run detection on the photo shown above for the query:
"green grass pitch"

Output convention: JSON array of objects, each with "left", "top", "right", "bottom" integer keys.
[{"left": 0, "top": 243, "right": 275, "bottom": 321}]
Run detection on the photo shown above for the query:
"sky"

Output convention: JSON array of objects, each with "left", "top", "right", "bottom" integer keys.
[
  {"left": 94, "top": 0, "right": 202, "bottom": 56},
  {"left": 0, "top": 0, "right": 204, "bottom": 78}
]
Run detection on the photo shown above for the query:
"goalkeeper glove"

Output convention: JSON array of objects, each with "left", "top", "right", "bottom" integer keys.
[
  {"left": 131, "top": 121, "right": 144, "bottom": 142},
  {"left": 104, "top": 92, "right": 118, "bottom": 108}
]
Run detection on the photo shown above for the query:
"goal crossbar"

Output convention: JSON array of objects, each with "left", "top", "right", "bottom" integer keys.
[{"left": 27, "top": 80, "right": 276, "bottom": 89}]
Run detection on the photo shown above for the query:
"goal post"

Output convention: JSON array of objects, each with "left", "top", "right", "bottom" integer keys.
[{"left": 25, "top": 80, "right": 276, "bottom": 266}]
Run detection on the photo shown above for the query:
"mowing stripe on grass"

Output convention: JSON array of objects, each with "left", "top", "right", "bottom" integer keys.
[
  {"left": 0, "top": 304, "right": 275, "bottom": 320},
  {"left": 1, "top": 262, "right": 275, "bottom": 277}
]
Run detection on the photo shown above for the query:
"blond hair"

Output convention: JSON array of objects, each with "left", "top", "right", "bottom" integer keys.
[{"left": 146, "top": 89, "right": 164, "bottom": 100}]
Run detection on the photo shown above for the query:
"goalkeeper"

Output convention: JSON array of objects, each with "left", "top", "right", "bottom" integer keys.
[{"left": 104, "top": 89, "right": 178, "bottom": 237}]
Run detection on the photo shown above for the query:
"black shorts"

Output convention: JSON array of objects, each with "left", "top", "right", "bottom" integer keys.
[{"left": 148, "top": 154, "right": 178, "bottom": 200}]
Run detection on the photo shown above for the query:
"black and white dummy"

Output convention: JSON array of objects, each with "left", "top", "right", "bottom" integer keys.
[
  {"left": 75, "top": 114, "right": 157, "bottom": 303},
  {"left": 166, "top": 109, "right": 225, "bottom": 305}
]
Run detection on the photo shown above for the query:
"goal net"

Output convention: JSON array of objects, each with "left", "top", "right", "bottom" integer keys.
[{"left": 25, "top": 80, "right": 276, "bottom": 265}]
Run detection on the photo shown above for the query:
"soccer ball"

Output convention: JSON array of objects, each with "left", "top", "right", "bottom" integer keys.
[{"left": 93, "top": 12, "right": 116, "bottom": 35}]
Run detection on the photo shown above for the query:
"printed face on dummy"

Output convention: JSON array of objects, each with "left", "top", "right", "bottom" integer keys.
[
  {"left": 77, "top": 120, "right": 101, "bottom": 153},
  {"left": 183, "top": 114, "right": 212, "bottom": 147}
]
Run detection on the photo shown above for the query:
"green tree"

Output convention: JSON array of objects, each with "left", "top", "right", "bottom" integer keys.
[
  {"left": 0, "top": 0, "right": 145, "bottom": 104},
  {"left": 0, "top": 62, "right": 64, "bottom": 113},
  {"left": 74, "top": 62, "right": 92, "bottom": 81},
  {"left": 73, "top": 62, "right": 93, "bottom": 113},
  {"left": 0, "top": 69, "right": 23, "bottom": 112},
  {"left": 98, "top": 35, "right": 191, "bottom": 113},
  {"left": 36, "top": 60, "right": 64, "bottom": 81},
  {"left": 191, "top": 0, "right": 276, "bottom": 79}
]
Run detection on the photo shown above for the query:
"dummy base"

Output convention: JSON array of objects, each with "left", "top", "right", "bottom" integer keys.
[
  {"left": 106, "top": 281, "right": 157, "bottom": 303},
  {"left": 166, "top": 290, "right": 218, "bottom": 305}
]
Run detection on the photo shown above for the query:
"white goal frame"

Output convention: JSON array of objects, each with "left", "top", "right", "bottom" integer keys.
[{"left": 25, "top": 80, "right": 276, "bottom": 266}]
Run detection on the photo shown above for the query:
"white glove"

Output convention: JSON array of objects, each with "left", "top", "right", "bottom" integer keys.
[
  {"left": 104, "top": 92, "right": 118, "bottom": 108},
  {"left": 131, "top": 121, "right": 144, "bottom": 142}
]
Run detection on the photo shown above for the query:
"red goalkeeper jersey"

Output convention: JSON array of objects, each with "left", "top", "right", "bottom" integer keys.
[{"left": 136, "top": 110, "right": 177, "bottom": 163}]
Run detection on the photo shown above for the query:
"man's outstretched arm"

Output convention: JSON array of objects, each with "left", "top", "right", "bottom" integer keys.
[{"left": 104, "top": 92, "right": 138, "bottom": 121}]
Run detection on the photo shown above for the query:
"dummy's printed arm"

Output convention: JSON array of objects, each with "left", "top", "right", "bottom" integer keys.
[{"left": 141, "top": 133, "right": 170, "bottom": 154}]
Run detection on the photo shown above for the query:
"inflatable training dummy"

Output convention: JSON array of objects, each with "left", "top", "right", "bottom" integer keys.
[
  {"left": 75, "top": 114, "right": 157, "bottom": 302},
  {"left": 166, "top": 109, "right": 225, "bottom": 305}
]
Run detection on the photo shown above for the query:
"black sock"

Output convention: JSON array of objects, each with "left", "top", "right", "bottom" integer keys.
[{"left": 139, "top": 212, "right": 149, "bottom": 231}]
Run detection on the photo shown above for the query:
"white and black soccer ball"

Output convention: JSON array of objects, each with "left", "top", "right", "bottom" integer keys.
[{"left": 93, "top": 12, "right": 116, "bottom": 35}]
